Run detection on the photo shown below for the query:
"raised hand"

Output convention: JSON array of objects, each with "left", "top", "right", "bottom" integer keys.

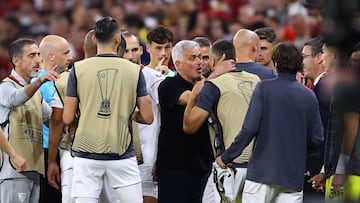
[
  {"left": 155, "top": 58, "right": 169, "bottom": 75},
  {"left": 192, "top": 77, "right": 205, "bottom": 98},
  {"left": 39, "top": 65, "right": 60, "bottom": 83},
  {"left": 209, "top": 54, "right": 236, "bottom": 79},
  {"left": 296, "top": 71, "right": 305, "bottom": 85}
]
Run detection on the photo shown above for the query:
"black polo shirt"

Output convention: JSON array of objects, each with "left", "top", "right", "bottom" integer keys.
[{"left": 157, "top": 74, "right": 213, "bottom": 173}]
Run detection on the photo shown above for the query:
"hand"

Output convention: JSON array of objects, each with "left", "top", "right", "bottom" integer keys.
[
  {"left": 307, "top": 173, "right": 326, "bottom": 192},
  {"left": 40, "top": 65, "right": 60, "bottom": 83},
  {"left": 10, "top": 153, "right": 26, "bottom": 172},
  {"left": 47, "top": 161, "right": 61, "bottom": 189},
  {"left": 215, "top": 156, "right": 227, "bottom": 169},
  {"left": 331, "top": 174, "right": 345, "bottom": 196},
  {"left": 296, "top": 72, "right": 305, "bottom": 85},
  {"left": 191, "top": 78, "right": 205, "bottom": 97},
  {"left": 211, "top": 54, "right": 236, "bottom": 78},
  {"left": 151, "top": 161, "right": 157, "bottom": 182},
  {"left": 156, "top": 58, "right": 169, "bottom": 75}
]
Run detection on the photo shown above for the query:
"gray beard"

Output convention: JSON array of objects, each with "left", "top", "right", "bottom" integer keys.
[{"left": 29, "top": 71, "right": 39, "bottom": 78}]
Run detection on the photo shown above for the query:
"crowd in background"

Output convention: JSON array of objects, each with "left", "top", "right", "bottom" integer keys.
[{"left": 0, "top": 0, "right": 322, "bottom": 80}]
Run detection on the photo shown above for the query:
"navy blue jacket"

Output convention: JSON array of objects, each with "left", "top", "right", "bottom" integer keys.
[{"left": 221, "top": 73, "right": 323, "bottom": 191}]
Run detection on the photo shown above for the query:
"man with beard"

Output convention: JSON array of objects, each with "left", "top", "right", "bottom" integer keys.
[
  {"left": 0, "top": 38, "right": 59, "bottom": 203},
  {"left": 36, "top": 34, "right": 73, "bottom": 203},
  {"left": 156, "top": 40, "right": 212, "bottom": 203},
  {"left": 156, "top": 40, "right": 234, "bottom": 203}
]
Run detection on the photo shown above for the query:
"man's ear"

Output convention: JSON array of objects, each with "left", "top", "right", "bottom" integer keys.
[
  {"left": 146, "top": 43, "right": 150, "bottom": 53},
  {"left": 175, "top": 60, "right": 181, "bottom": 70},
  {"left": 314, "top": 53, "right": 323, "bottom": 65},
  {"left": 114, "top": 33, "right": 121, "bottom": 44},
  {"left": 252, "top": 43, "right": 258, "bottom": 53},
  {"left": 91, "top": 35, "right": 96, "bottom": 44},
  {"left": 49, "top": 52, "right": 55, "bottom": 61},
  {"left": 139, "top": 45, "right": 143, "bottom": 55},
  {"left": 12, "top": 56, "right": 20, "bottom": 67},
  {"left": 210, "top": 57, "right": 216, "bottom": 68}
]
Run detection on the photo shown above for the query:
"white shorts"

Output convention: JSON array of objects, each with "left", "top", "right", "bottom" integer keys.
[
  {"left": 202, "top": 171, "right": 215, "bottom": 203},
  {"left": 242, "top": 180, "right": 303, "bottom": 203},
  {"left": 138, "top": 164, "right": 158, "bottom": 198},
  {"left": 99, "top": 175, "right": 120, "bottom": 203},
  {"left": 71, "top": 156, "right": 142, "bottom": 200},
  {"left": 59, "top": 149, "right": 74, "bottom": 203}
]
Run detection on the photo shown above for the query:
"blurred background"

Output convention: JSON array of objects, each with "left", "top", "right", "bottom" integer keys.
[{"left": 0, "top": 0, "right": 359, "bottom": 79}]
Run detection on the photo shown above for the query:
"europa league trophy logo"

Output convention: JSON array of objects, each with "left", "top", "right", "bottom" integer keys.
[
  {"left": 238, "top": 81, "right": 254, "bottom": 105},
  {"left": 97, "top": 69, "right": 118, "bottom": 118}
]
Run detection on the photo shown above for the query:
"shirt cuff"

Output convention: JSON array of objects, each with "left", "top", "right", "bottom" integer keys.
[
  {"left": 335, "top": 154, "right": 350, "bottom": 174},
  {"left": 320, "top": 165, "right": 325, "bottom": 173},
  {"left": 221, "top": 151, "right": 231, "bottom": 165}
]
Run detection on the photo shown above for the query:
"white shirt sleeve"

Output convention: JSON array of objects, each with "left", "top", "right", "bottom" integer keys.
[
  {"left": 50, "top": 91, "right": 64, "bottom": 109},
  {"left": 42, "top": 99, "right": 52, "bottom": 121},
  {"left": 0, "top": 81, "right": 30, "bottom": 108}
]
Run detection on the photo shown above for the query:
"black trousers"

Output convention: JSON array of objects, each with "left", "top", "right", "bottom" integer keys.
[
  {"left": 39, "top": 148, "right": 62, "bottom": 203},
  {"left": 303, "top": 153, "right": 324, "bottom": 203},
  {"left": 157, "top": 168, "right": 210, "bottom": 203}
]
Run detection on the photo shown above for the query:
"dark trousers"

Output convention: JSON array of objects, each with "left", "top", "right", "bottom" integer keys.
[
  {"left": 39, "top": 148, "right": 62, "bottom": 203},
  {"left": 158, "top": 168, "right": 210, "bottom": 203},
  {"left": 304, "top": 153, "right": 324, "bottom": 203}
]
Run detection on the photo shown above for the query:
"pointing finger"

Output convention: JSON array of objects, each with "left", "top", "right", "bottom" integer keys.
[{"left": 157, "top": 57, "right": 165, "bottom": 66}]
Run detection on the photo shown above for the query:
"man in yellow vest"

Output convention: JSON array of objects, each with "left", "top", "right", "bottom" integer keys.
[
  {"left": 183, "top": 39, "right": 260, "bottom": 202},
  {"left": 36, "top": 34, "right": 72, "bottom": 203},
  {"left": 63, "top": 16, "right": 153, "bottom": 203},
  {"left": 48, "top": 29, "right": 124, "bottom": 203},
  {"left": 0, "top": 38, "right": 59, "bottom": 203}
]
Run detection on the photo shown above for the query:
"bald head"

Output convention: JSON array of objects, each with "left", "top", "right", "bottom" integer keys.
[
  {"left": 83, "top": 30, "right": 97, "bottom": 59},
  {"left": 39, "top": 35, "right": 69, "bottom": 56},
  {"left": 39, "top": 34, "right": 72, "bottom": 72},
  {"left": 232, "top": 29, "right": 260, "bottom": 62}
]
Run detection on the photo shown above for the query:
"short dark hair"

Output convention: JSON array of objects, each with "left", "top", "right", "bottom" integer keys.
[
  {"left": 147, "top": 25, "right": 173, "bottom": 44},
  {"left": 121, "top": 31, "right": 140, "bottom": 45},
  {"left": 8, "top": 38, "right": 36, "bottom": 67},
  {"left": 94, "top": 16, "right": 119, "bottom": 43},
  {"left": 193, "top": 37, "right": 211, "bottom": 48},
  {"left": 272, "top": 42, "right": 303, "bottom": 74},
  {"left": 304, "top": 37, "right": 323, "bottom": 56},
  {"left": 211, "top": 39, "right": 236, "bottom": 61},
  {"left": 254, "top": 27, "right": 277, "bottom": 44},
  {"left": 118, "top": 31, "right": 139, "bottom": 57}
]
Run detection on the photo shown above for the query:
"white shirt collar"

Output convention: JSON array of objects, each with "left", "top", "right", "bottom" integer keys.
[
  {"left": 313, "top": 71, "right": 326, "bottom": 86},
  {"left": 10, "top": 69, "right": 28, "bottom": 86}
]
